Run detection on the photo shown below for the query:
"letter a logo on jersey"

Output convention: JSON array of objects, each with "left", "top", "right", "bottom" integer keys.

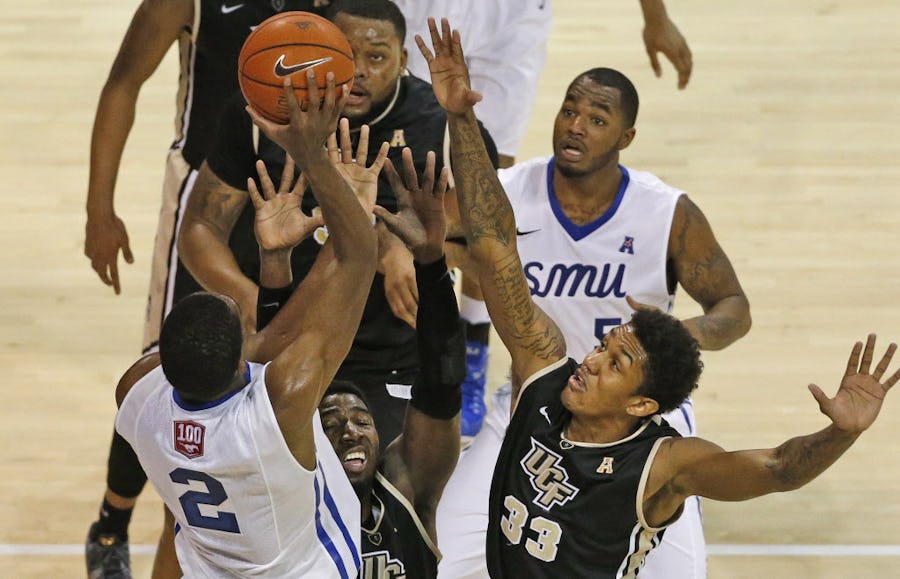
[
  {"left": 520, "top": 438, "right": 580, "bottom": 510},
  {"left": 619, "top": 236, "right": 635, "bottom": 254},
  {"left": 596, "top": 456, "right": 615, "bottom": 474},
  {"left": 174, "top": 420, "right": 205, "bottom": 459},
  {"left": 389, "top": 129, "right": 406, "bottom": 147}
]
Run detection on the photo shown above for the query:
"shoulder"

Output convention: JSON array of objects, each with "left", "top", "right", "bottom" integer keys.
[
  {"left": 623, "top": 166, "right": 685, "bottom": 201},
  {"left": 515, "top": 357, "right": 577, "bottom": 413},
  {"left": 142, "top": 0, "right": 195, "bottom": 27},
  {"left": 116, "top": 353, "right": 162, "bottom": 408},
  {"left": 499, "top": 156, "right": 551, "bottom": 189}
]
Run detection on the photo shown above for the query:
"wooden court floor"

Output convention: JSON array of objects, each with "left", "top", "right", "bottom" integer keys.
[{"left": 1, "top": 0, "right": 897, "bottom": 576}]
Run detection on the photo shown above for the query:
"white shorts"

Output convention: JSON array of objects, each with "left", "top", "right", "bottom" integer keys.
[
  {"left": 435, "top": 383, "right": 707, "bottom": 579},
  {"left": 398, "top": 0, "right": 553, "bottom": 158},
  {"left": 142, "top": 149, "right": 198, "bottom": 353}
]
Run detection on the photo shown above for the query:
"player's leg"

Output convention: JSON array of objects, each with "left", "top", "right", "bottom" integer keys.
[
  {"left": 436, "top": 383, "right": 512, "bottom": 578},
  {"left": 86, "top": 432, "right": 145, "bottom": 579},
  {"left": 464, "top": 0, "right": 552, "bottom": 167},
  {"left": 641, "top": 400, "right": 707, "bottom": 579},
  {"left": 142, "top": 150, "right": 194, "bottom": 353},
  {"left": 459, "top": 278, "right": 491, "bottom": 438},
  {"left": 150, "top": 506, "right": 181, "bottom": 579},
  {"left": 87, "top": 151, "right": 193, "bottom": 578}
]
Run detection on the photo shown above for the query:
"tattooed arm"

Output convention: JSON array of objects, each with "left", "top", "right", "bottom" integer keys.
[
  {"left": 417, "top": 18, "right": 566, "bottom": 406},
  {"left": 642, "top": 335, "right": 898, "bottom": 527},
  {"left": 178, "top": 162, "right": 260, "bottom": 332},
  {"left": 668, "top": 195, "right": 751, "bottom": 350}
]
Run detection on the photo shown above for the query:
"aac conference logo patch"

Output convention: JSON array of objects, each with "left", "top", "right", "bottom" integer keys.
[{"left": 174, "top": 420, "right": 206, "bottom": 459}]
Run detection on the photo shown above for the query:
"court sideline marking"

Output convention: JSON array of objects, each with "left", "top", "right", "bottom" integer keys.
[{"left": 1, "top": 543, "right": 899, "bottom": 556}]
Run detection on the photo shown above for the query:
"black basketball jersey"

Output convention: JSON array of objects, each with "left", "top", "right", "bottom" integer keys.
[
  {"left": 176, "top": 0, "right": 322, "bottom": 168},
  {"left": 205, "top": 75, "right": 498, "bottom": 377},
  {"left": 361, "top": 473, "right": 439, "bottom": 579},
  {"left": 486, "top": 358, "right": 682, "bottom": 579}
]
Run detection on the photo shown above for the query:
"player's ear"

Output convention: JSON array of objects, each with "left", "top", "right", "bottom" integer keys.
[
  {"left": 625, "top": 394, "right": 658, "bottom": 418},
  {"left": 618, "top": 127, "right": 636, "bottom": 151},
  {"left": 399, "top": 46, "right": 408, "bottom": 74}
]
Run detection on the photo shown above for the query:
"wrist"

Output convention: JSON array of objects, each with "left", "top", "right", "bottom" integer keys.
[
  {"left": 413, "top": 246, "right": 444, "bottom": 265},
  {"left": 259, "top": 249, "right": 293, "bottom": 288},
  {"left": 86, "top": 199, "right": 115, "bottom": 218}
]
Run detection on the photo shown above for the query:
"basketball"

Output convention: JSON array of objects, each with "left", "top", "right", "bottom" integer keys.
[{"left": 238, "top": 11, "right": 354, "bottom": 123}]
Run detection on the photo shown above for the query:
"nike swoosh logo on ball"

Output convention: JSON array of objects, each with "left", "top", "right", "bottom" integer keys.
[
  {"left": 221, "top": 3, "right": 244, "bottom": 14},
  {"left": 273, "top": 55, "right": 333, "bottom": 77}
]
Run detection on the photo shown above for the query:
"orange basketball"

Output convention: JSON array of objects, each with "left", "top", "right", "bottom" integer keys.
[{"left": 238, "top": 11, "right": 354, "bottom": 123}]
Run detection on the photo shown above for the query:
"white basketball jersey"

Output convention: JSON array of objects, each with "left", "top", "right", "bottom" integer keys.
[
  {"left": 116, "top": 362, "right": 361, "bottom": 578},
  {"left": 501, "top": 156, "right": 682, "bottom": 361}
]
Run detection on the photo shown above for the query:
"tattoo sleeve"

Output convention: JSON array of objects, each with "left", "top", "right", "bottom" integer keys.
[
  {"left": 447, "top": 111, "right": 566, "bottom": 375},
  {"left": 671, "top": 195, "right": 751, "bottom": 350},
  {"left": 766, "top": 425, "right": 859, "bottom": 489}
]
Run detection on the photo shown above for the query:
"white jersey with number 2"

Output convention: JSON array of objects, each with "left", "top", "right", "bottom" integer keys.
[{"left": 117, "top": 361, "right": 361, "bottom": 578}]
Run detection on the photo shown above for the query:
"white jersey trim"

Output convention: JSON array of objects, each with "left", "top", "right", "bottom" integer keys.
[
  {"left": 513, "top": 357, "right": 570, "bottom": 414},
  {"left": 374, "top": 471, "right": 441, "bottom": 559}
]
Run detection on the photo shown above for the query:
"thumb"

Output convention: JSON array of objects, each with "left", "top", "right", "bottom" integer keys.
[
  {"left": 646, "top": 49, "right": 662, "bottom": 77},
  {"left": 808, "top": 383, "right": 831, "bottom": 415},
  {"left": 121, "top": 230, "right": 134, "bottom": 264}
]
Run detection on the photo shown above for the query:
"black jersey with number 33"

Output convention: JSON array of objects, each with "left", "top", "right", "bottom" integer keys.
[{"left": 486, "top": 358, "right": 682, "bottom": 579}]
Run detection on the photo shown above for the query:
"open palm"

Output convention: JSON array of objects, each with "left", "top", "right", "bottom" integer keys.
[
  {"left": 414, "top": 17, "right": 482, "bottom": 116},
  {"left": 249, "top": 157, "right": 322, "bottom": 252},
  {"left": 375, "top": 148, "right": 450, "bottom": 264},
  {"left": 809, "top": 334, "right": 898, "bottom": 433},
  {"left": 326, "top": 119, "right": 388, "bottom": 214}
]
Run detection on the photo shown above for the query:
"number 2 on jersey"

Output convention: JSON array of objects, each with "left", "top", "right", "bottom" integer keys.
[
  {"left": 501, "top": 495, "right": 562, "bottom": 562},
  {"left": 169, "top": 468, "right": 241, "bottom": 533}
]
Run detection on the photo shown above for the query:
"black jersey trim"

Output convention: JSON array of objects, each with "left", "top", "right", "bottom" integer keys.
[{"left": 374, "top": 472, "right": 440, "bottom": 559}]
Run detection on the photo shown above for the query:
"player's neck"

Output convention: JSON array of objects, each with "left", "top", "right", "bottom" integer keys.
[
  {"left": 564, "top": 414, "right": 640, "bottom": 445},
  {"left": 553, "top": 164, "right": 624, "bottom": 224}
]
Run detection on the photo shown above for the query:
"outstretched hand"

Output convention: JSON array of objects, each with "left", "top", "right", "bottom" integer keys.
[
  {"left": 374, "top": 148, "right": 450, "bottom": 264},
  {"left": 326, "top": 118, "right": 389, "bottom": 215},
  {"left": 414, "top": 17, "right": 482, "bottom": 115},
  {"left": 809, "top": 334, "right": 898, "bottom": 434},
  {"left": 643, "top": 15, "right": 693, "bottom": 90},
  {"left": 246, "top": 70, "right": 347, "bottom": 166},
  {"left": 248, "top": 156, "right": 323, "bottom": 253}
]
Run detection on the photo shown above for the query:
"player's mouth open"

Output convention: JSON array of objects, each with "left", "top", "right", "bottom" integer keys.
[
  {"left": 568, "top": 370, "right": 586, "bottom": 392},
  {"left": 346, "top": 87, "right": 368, "bottom": 106},
  {"left": 342, "top": 450, "right": 367, "bottom": 473},
  {"left": 559, "top": 140, "right": 585, "bottom": 162}
]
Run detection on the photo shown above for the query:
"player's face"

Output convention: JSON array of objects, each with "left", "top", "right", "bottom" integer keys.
[
  {"left": 562, "top": 324, "right": 649, "bottom": 418},
  {"left": 552, "top": 77, "right": 635, "bottom": 179},
  {"left": 333, "top": 13, "right": 407, "bottom": 121},
  {"left": 320, "top": 392, "right": 380, "bottom": 489}
]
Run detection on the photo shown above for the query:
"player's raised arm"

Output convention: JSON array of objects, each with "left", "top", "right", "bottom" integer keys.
[
  {"left": 375, "top": 148, "right": 464, "bottom": 534},
  {"left": 244, "top": 73, "right": 382, "bottom": 468},
  {"left": 416, "top": 18, "right": 565, "bottom": 402},
  {"left": 646, "top": 335, "right": 898, "bottom": 526}
]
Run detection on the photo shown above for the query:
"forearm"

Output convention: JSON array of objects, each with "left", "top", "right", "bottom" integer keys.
[
  {"left": 409, "top": 256, "right": 465, "bottom": 419},
  {"left": 639, "top": 0, "right": 670, "bottom": 25},
  {"left": 179, "top": 222, "right": 258, "bottom": 308},
  {"left": 259, "top": 249, "right": 292, "bottom": 290},
  {"left": 447, "top": 110, "right": 517, "bottom": 260},
  {"left": 766, "top": 424, "right": 859, "bottom": 492},
  {"left": 86, "top": 83, "right": 140, "bottom": 216},
  {"left": 681, "top": 294, "right": 751, "bottom": 350}
]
